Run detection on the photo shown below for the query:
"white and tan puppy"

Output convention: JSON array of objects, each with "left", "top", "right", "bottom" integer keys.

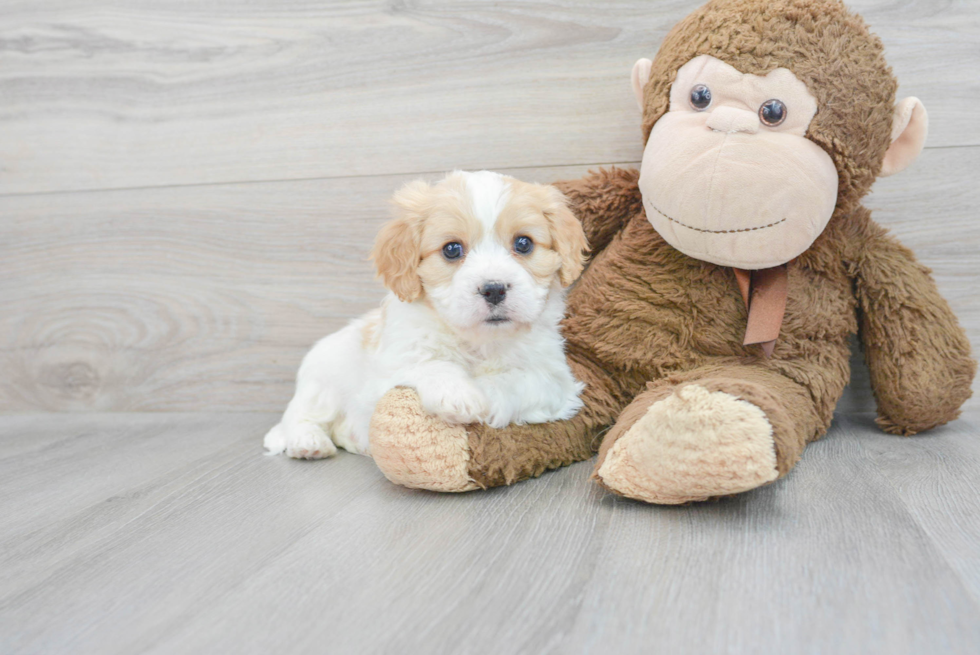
[{"left": 264, "top": 170, "right": 588, "bottom": 459}]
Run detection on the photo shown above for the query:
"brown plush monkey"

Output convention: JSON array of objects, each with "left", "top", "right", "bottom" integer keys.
[{"left": 368, "top": 0, "right": 976, "bottom": 503}]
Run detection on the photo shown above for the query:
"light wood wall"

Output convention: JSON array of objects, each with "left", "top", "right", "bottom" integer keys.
[{"left": 1, "top": 0, "right": 977, "bottom": 413}]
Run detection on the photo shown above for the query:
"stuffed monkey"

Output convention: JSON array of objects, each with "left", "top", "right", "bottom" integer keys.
[{"left": 369, "top": 0, "right": 976, "bottom": 503}]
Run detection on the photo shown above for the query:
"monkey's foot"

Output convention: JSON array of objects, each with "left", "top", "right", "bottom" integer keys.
[
  {"left": 370, "top": 387, "right": 478, "bottom": 492},
  {"left": 595, "top": 384, "right": 779, "bottom": 504}
]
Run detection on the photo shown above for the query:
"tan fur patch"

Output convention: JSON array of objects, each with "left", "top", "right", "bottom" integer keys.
[
  {"left": 374, "top": 173, "right": 487, "bottom": 301},
  {"left": 378, "top": 173, "right": 587, "bottom": 299},
  {"left": 414, "top": 172, "right": 486, "bottom": 293},
  {"left": 495, "top": 181, "right": 562, "bottom": 285},
  {"left": 418, "top": 201, "right": 483, "bottom": 288},
  {"left": 372, "top": 180, "right": 428, "bottom": 302},
  {"left": 497, "top": 179, "right": 587, "bottom": 287},
  {"left": 360, "top": 307, "right": 383, "bottom": 350},
  {"left": 416, "top": 172, "right": 483, "bottom": 258}
]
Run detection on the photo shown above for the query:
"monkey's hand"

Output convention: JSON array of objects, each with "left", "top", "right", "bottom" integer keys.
[
  {"left": 370, "top": 387, "right": 594, "bottom": 491},
  {"left": 852, "top": 223, "right": 976, "bottom": 435},
  {"left": 553, "top": 167, "right": 643, "bottom": 260}
]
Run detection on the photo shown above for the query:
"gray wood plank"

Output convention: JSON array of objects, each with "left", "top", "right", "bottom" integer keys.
[
  {"left": 0, "top": 412, "right": 387, "bottom": 652},
  {"left": 554, "top": 414, "right": 980, "bottom": 654},
  {"left": 0, "top": 162, "right": 578, "bottom": 412},
  {"left": 2, "top": 147, "right": 978, "bottom": 414},
  {"left": 0, "top": 148, "right": 980, "bottom": 412},
  {"left": 0, "top": 0, "right": 976, "bottom": 195},
  {"left": 2, "top": 412, "right": 979, "bottom": 654},
  {"left": 845, "top": 413, "right": 980, "bottom": 605},
  {"left": 0, "top": 412, "right": 283, "bottom": 589}
]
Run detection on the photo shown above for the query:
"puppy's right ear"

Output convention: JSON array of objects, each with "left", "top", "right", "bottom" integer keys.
[
  {"left": 371, "top": 179, "right": 429, "bottom": 302},
  {"left": 543, "top": 186, "right": 588, "bottom": 287}
]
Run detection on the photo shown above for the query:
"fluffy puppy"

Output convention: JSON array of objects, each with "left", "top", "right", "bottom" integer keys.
[{"left": 264, "top": 170, "right": 588, "bottom": 459}]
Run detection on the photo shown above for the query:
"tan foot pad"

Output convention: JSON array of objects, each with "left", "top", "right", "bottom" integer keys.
[
  {"left": 596, "top": 384, "right": 779, "bottom": 504},
  {"left": 369, "top": 387, "right": 478, "bottom": 493}
]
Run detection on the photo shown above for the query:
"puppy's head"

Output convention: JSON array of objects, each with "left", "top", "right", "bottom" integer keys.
[{"left": 371, "top": 171, "right": 587, "bottom": 332}]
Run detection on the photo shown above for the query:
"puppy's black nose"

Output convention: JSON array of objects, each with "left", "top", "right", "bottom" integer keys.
[{"left": 479, "top": 282, "right": 507, "bottom": 306}]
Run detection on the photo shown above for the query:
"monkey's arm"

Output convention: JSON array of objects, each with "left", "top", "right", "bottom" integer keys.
[
  {"left": 371, "top": 350, "right": 625, "bottom": 490},
  {"left": 851, "top": 219, "right": 976, "bottom": 435},
  {"left": 553, "top": 167, "right": 642, "bottom": 258},
  {"left": 370, "top": 390, "right": 597, "bottom": 491}
]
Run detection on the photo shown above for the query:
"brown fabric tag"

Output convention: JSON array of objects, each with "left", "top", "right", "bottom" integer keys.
[
  {"left": 733, "top": 265, "right": 788, "bottom": 357},
  {"left": 733, "top": 268, "right": 752, "bottom": 308}
]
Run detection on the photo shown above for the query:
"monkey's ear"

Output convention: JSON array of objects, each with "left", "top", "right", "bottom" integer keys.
[
  {"left": 371, "top": 180, "right": 429, "bottom": 302},
  {"left": 880, "top": 97, "right": 928, "bottom": 177},
  {"left": 631, "top": 58, "right": 653, "bottom": 112}
]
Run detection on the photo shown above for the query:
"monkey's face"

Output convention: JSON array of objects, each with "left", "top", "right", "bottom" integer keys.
[{"left": 637, "top": 55, "right": 839, "bottom": 269}]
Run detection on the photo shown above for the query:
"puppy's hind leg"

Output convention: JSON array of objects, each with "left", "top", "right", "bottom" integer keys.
[
  {"left": 263, "top": 416, "right": 337, "bottom": 460},
  {"left": 264, "top": 321, "right": 368, "bottom": 459}
]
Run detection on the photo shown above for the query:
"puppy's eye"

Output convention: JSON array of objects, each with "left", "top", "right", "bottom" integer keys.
[
  {"left": 689, "top": 84, "right": 711, "bottom": 110},
  {"left": 442, "top": 242, "right": 464, "bottom": 261},
  {"left": 513, "top": 236, "right": 533, "bottom": 254},
  {"left": 759, "top": 99, "right": 787, "bottom": 126}
]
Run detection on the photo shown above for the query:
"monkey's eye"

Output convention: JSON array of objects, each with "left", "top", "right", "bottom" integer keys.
[
  {"left": 442, "top": 242, "right": 464, "bottom": 261},
  {"left": 689, "top": 84, "right": 712, "bottom": 110},
  {"left": 759, "top": 99, "right": 787, "bottom": 126},
  {"left": 514, "top": 235, "right": 534, "bottom": 254}
]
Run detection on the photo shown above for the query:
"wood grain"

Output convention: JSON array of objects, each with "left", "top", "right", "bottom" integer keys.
[
  {"left": 551, "top": 415, "right": 980, "bottom": 655},
  {"left": 1, "top": 412, "right": 979, "bottom": 653},
  {"left": 846, "top": 413, "right": 980, "bottom": 607},
  {"left": 0, "top": 163, "right": 577, "bottom": 411},
  {"left": 2, "top": 147, "right": 978, "bottom": 413},
  {"left": 0, "top": 0, "right": 977, "bottom": 195}
]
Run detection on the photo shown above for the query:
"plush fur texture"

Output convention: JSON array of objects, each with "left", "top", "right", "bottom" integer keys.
[
  {"left": 370, "top": 387, "right": 478, "bottom": 492},
  {"left": 640, "top": 54, "right": 840, "bottom": 268},
  {"left": 369, "top": 0, "right": 976, "bottom": 501},
  {"left": 596, "top": 384, "right": 778, "bottom": 504},
  {"left": 639, "top": 0, "right": 898, "bottom": 212}
]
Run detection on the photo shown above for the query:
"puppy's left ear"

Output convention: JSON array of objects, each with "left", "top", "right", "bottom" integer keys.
[
  {"left": 544, "top": 187, "right": 588, "bottom": 287},
  {"left": 372, "top": 179, "right": 429, "bottom": 302}
]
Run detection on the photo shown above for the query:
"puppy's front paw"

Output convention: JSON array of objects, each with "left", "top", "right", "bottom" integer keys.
[
  {"left": 419, "top": 381, "right": 489, "bottom": 425},
  {"left": 264, "top": 422, "right": 337, "bottom": 460},
  {"left": 483, "top": 409, "right": 514, "bottom": 430}
]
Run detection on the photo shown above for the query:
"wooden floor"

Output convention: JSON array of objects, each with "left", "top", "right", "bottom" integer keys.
[
  {"left": 2, "top": 411, "right": 979, "bottom": 654},
  {"left": 3, "top": 0, "right": 980, "bottom": 653}
]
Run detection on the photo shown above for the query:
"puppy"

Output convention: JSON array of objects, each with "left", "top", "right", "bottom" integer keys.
[{"left": 263, "top": 170, "right": 588, "bottom": 459}]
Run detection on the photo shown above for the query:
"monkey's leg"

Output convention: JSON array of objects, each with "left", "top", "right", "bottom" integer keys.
[
  {"left": 370, "top": 355, "right": 623, "bottom": 492},
  {"left": 593, "top": 363, "right": 831, "bottom": 504}
]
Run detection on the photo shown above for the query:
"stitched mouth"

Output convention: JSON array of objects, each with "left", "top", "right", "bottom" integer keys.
[{"left": 649, "top": 203, "right": 787, "bottom": 234}]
